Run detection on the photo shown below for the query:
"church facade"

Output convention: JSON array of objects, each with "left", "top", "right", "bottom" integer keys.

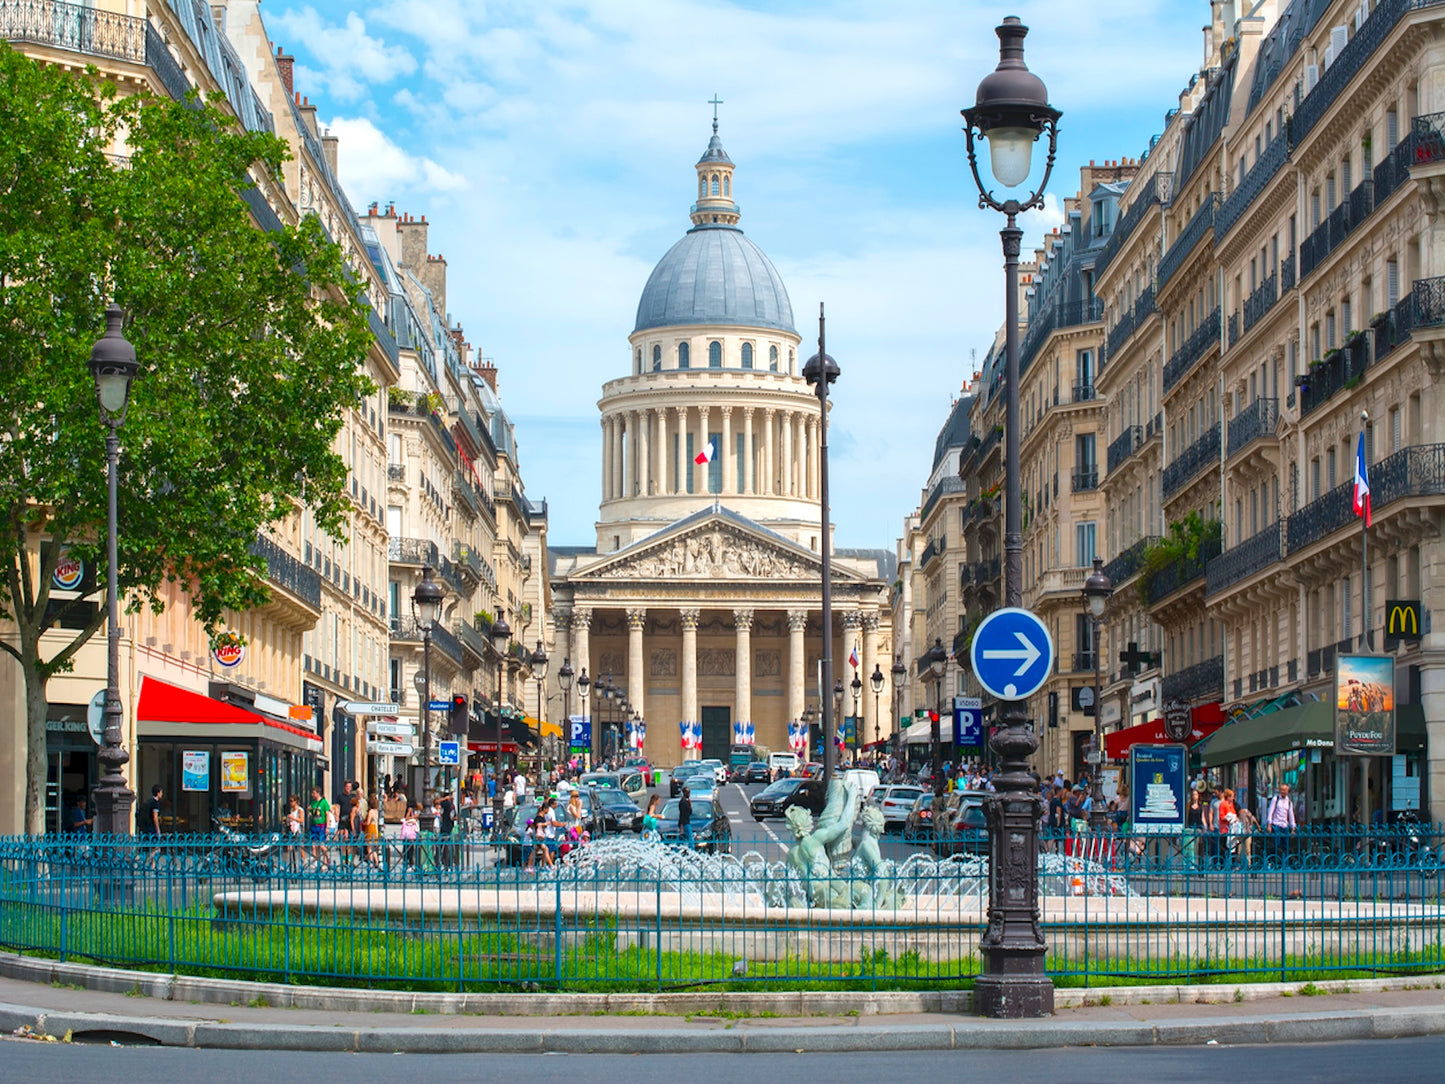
[{"left": 549, "top": 123, "right": 895, "bottom": 767}]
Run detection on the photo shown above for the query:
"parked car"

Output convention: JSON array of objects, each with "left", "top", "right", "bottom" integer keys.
[
  {"left": 742, "top": 761, "right": 772, "bottom": 785},
  {"left": 654, "top": 795, "right": 731, "bottom": 854},
  {"left": 934, "top": 790, "right": 991, "bottom": 856},
  {"left": 796, "top": 761, "right": 824, "bottom": 779},
  {"left": 622, "top": 757, "right": 655, "bottom": 786},
  {"left": 586, "top": 787, "right": 643, "bottom": 833},
  {"left": 749, "top": 777, "right": 804, "bottom": 820},
  {"left": 670, "top": 761, "right": 707, "bottom": 797},
  {"left": 873, "top": 785, "right": 926, "bottom": 831},
  {"left": 682, "top": 773, "right": 717, "bottom": 801},
  {"left": 697, "top": 758, "right": 728, "bottom": 785},
  {"left": 902, "top": 793, "right": 935, "bottom": 839}
]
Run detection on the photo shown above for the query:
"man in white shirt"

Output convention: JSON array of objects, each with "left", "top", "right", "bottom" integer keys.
[
  {"left": 513, "top": 770, "right": 528, "bottom": 804},
  {"left": 1266, "top": 783, "right": 1297, "bottom": 862}
]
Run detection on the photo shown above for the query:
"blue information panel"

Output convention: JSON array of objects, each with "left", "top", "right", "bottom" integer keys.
[
  {"left": 1129, "top": 743, "right": 1187, "bottom": 835},
  {"left": 437, "top": 740, "right": 460, "bottom": 766},
  {"left": 953, "top": 697, "right": 982, "bottom": 748},
  {"left": 969, "top": 607, "right": 1055, "bottom": 701},
  {"left": 569, "top": 717, "right": 591, "bottom": 750}
]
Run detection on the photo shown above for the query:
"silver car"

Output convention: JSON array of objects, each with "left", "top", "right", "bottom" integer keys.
[{"left": 873, "top": 785, "right": 926, "bottom": 830}]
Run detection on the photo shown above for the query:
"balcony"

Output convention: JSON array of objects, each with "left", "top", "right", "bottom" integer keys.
[
  {"left": 1, "top": 0, "right": 145, "bottom": 62},
  {"left": 387, "top": 463, "right": 405, "bottom": 483},
  {"left": 1019, "top": 297, "right": 1104, "bottom": 379},
  {"left": 1162, "top": 306, "right": 1221, "bottom": 393},
  {"left": 391, "top": 616, "right": 465, "bottom": 667},
  {"left": 452, "top": 541, "right": 484, "bottom": 585},
  {"left": 249, "top": 535, "right": 322, "bottom": 613},
  {"left": 1286, "top": 481, "right": 1353, "bottom": 554},
  {"left": 1374, "top": 442, "right": 1445, "bottom": 509},
  {"left": 1071, "top": 466, "right": 1099, "bottom": 492},
  {"left": 1095, "top": 172, "right": 1171, "bottom": 280},
  {"left": 1375, "top": 276, "right": 1445, "bottom": 365},
  {"left": 1161, "top": 655, "right": 1224, "bottom": 705},
  {"left": 1241, "top": 272, "right": 1279, "bottom": 337},
  {"left": 1102, "top": 535, "right": 1159, "bottom": 586},
  {"left": 1280, "top": 253, "right": 1296, "bottom": 293},
  {"left": 1157, "top": 195, "right": 1217, "bottom": 289},
  {"left": 920, "top": 536, "right": 946, "bottom": 570},
  {"left": 1071, "top": 651, "right": 1097, "bottom": 673},
  {"left": 920, "top": 475, "right": 966, "bottom": 524},
  {"left": 388, "top": 536, "right": 441, "bottom": 568},
  {"left": 1299, "top": 181, "right": 1372, "bottom": 280},
  {"left": 971, "top": 556, "right": 1001, "bottom": 585},
  {"left": 367, "top": 302, "right": 400, "bottom": 371},
  {"left": 1146, "top": 532, "right": 1222, "bottom": 606},
  {"left": 1106, "top": 425, "right": 1144, "bottom": 473},
  {"left": 1161, "top": 422, "right": 1220, "bottom": 500},
  {"left": 1215, "top": 133, "right": 1288, "bottom": 241},
  {"left": 1226, "top": 397, "right": 1278, "bottom": 458},
  {"left": 1299, "top": 335, "right": 1374, "bottom": 418},
  {"left": 453, "top": 619, "right": 489, "bottom": 665},
  {"left": 1205, "top": 521, "right": 1283, "bottom": 596}
]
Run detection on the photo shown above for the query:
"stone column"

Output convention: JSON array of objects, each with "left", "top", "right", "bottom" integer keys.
[
  {"left": 795, "top": 414, "right": 807, "bottom": 498},
  {"left": 787, "top": 608, "right": 809, "bottom": 736},
  {"left": 733, "top": 608, "right": 753, "bottom": 735},
  {"left": 627, "top": 608, "right": 646, "bottom": 723},
  {"left": 601, "top": 416, "right": 613, "bottom": 502},
  {"left": 636, "top": 411, "right": 650, "bottom": 495},
  {"left": 696, "top": 405, "right": 711, "bottom": 494},
  {"left": 673, "top": 406, "right": 688, "bottom": 497},
  {"left": 761, "top": 408, "right": 775, "bottom": 495},
  {"left": 742, "top": 408, "right": 755, "bottom": 495},
  {"left": 655, "top": 408, "right": 669, "bottom": 495},
  {"left": 611, "top": 415, "right": 624, "bottom": 503},
  {"left": 786, "top": 410, "right": 797, "bottom": 500},
  {"left": 573, "top": 608, "right": 593, "bottom": 762},
  {"left": 807, "top": 416, "right": 819, "bottom": 500},
  {"left": 721, "top": 406, "right": 734, "bottom": 496},
  {"left": 862, "top": 611, "right": 881, "bottom": 746},
  {"left": 680, "top": 608, "right": 700, "bottom": 759}
]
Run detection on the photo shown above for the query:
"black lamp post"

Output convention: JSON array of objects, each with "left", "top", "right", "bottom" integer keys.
[
  {"left": 530, "top": 640, "right": 548, "bottom": 775},
  {"left": 850, "top": 672, "right": 863, "bottom": 760},
  {"left": 923, "top": 638, "right": 948, "bottom": 799},
  {"left": 558, "top": 656, "right": 574, "bottom": 767},
  {"left": 89, "top": 304, "right": 140, "bottom": 838},
  {"left": 962, "top": 14, "right": 1061, "bottom": 1019},
  {"left": 891, "top": 656, "right": 908, "bottom": 757},
  {"left": 411, "top": 567, "right": 445, "bottom": 801},
  {"left": 800, "top": 705, "right": 814, "bottom": 764},
  {"left": 802, "top": 306, "right": 840, "bottom": 787},
  {"left": 489, "top": 613, "right": 511, "bottom": 822},
  {"left": 832, "top": 679, "right": 844, "bottom": 764},
  {"left": 870, "top": 664, "right": 885, "bottom": 752},
  {"left": 577, "top": 668, "right": 591, "bottom": 768},
  {"left": 1082, "top": 557, "right": 1113, "bottom": 832}
]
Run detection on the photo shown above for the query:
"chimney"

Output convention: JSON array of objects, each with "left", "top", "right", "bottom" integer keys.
[
  {"left": 322, "top": 130, "right": 339, "bottom": 177},
  {"left": 396, "top": 212, "right": 428, "bottom": 271},
  {"left": 274, "top": 45, "right": 294, "bottom": 96},
  {"left": 477, "top": 361, "right": 498, "bottom": 392},
  {"left": 295, "top": 93, "right": 319, "bottom": 138},
  {"left": 420, "top": 252, "right": 447, "bottom": 322}
]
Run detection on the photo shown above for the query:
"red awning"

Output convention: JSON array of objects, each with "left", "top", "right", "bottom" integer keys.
[
  {"left": 1104, "top": 702, "right": 1227, "bottom": 760},
  {"left": 136, "top": 676, "right": 320, "bottom": 745},
  {"left": 468, "top": 741, "right": 520, "bottom": 754}
]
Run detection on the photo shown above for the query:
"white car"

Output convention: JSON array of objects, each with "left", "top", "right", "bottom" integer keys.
[
  {"left": 698, "top": 758, "right": 728, "bottom": 785},
  {"left": 873, "top": 784, "right": 926, "bottom": 829}
]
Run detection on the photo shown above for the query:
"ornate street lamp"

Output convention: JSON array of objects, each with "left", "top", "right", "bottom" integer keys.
[
  {"left": 577, "top": 667, "right": 591, "bottom": 768},
  {"left": 870, "top": 663, "right": 885, "bottom": 751},
  {"left": 529, "top": 640, "right": 548, "bottom": 775},
  {"left": 1082, "top": 557, "right": 1113, "bottom": 832},
  {"left": 411, "top": 567, "right": 445, "bottom": 800},
  {"left": 89, "top": 304, "right": 140, "bottom": 837},
  {"left": 850, "top": 672, "right": 863, "bottom": 759},
  {"left": 923, "top": 638, "right": 948, "bottom": 799},
  {"left": 961, "top": 14, "right": 1061, "bottom": 1018},
  {"left": 832, "top": 679, "right": 844, "bottom": 763},
  {"left": 489, "top": 613, "right": 512, "bottom": 820},
  {"left": 891, "top": 656, "right": 908, "bottom": 757},
  {"left": 802, "top": 306, "right": 840, "bottom": 786}
]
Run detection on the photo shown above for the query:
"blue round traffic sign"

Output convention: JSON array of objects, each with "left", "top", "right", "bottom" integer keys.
[{"left": 969, "top": 607, "right": 1055, "bottom": 701}]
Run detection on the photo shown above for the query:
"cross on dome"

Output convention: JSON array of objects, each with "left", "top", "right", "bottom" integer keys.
[{"left": 693, "top": 99, "right": 738, "bottom": 227}]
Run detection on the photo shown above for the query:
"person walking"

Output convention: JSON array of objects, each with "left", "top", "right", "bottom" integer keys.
[
  {"left": 1266, "top": 783, "right": 1297, "bottom": 864},
  {"left": 308, "top": 786, "right": 331, "bottom": 869},
  {"left": 678, "top": 785, "right": 694, "bottom": 850},
  {"left": 642, "top": 794, "right": 661, "bottom": 842},
  {"left": 284, "top": 794, "right": 304, "bottom": 869}
]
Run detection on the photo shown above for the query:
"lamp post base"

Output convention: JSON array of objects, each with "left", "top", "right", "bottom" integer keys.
[
  {"left": 973, "top": 970, "right": 1054, "bottom": 1018},
  {"left": 92, "top": 781, "right": 135, "bottom": 839}
]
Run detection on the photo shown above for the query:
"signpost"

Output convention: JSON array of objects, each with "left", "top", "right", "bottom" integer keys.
[
  {"left": 569, "top": 717, "right": 591, "bottom": 751},
  {"left": 340, "top": 701, "right": 401, "bottom": 716},
  {"left": 1128, "top": 744, "right": 1187, "bottom": 835},
  {"left": 367, "top": 740, "right": 414, "bottom": 757},
  {"left": 367, "top": 720, "right": 415, "bottom": 738},
  {"left": 953, "top": 696, "right": 982, "bottom": 749},
  {"left": 969, "top": 607, "right": 1055, "bottom": 702},
  {"left": 427, "top": 699, "right": 450, "bottom": 712}
]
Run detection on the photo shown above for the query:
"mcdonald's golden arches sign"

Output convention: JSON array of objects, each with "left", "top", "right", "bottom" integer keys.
[{"left": 1385, "top": 600, "right": 1422, "bottom": 645}]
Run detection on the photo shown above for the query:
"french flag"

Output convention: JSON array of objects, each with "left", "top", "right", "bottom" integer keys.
[
  {"left": 1353, "top": 432, "right": 1372, "bottom": 527},
  {"left": 848, "top": 645, "right": 859, "bottom": 669},
  {"left": 694, "top": 439, "right": 715, "bottom": 465}
]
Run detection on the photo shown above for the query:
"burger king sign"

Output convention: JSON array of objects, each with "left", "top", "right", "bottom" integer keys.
[
  {"left": 211, "top": 632, "right": 246, "bottom": 669},
  {"left": 52, "top": 554, "right": 85, "bottom": 591}
]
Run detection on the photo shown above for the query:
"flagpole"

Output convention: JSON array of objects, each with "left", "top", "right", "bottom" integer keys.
[{"left": 1361, "top": 410, "right": 1370, "bottom": 651}]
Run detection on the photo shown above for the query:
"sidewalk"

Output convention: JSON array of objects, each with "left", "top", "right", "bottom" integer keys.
[{"left": 1, "top": 953, "right": 1443, "bottom": 1052}]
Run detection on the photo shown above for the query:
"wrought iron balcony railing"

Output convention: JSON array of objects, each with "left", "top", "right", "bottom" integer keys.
[
  {"left": 391, "top": 616, "right": 465, "bottom": 666},
  {"left": 1157, "top": 194, "right": 1217, "bottom": 289},
  {"left": 388, "top": 536, "right": 440, "bottom": 567},
  {"left": 1205, "top": 521, "right": 1283, "bottom": 596},
  {"left": 0, "top": 0, "right": 144, "bottom": 63},
  {"left": 1102, "top": 535, "right": 1159, "bottom": 586},
  {"left": 1107, "top": 425, "right": 1144, "bottom": 473},
  {"left": 1095, "top": 172, "right": 1171, "bottom": 280},
  {"left": 1162, "top": 306, "right": 1221, "bottom": 393},
  {"left": 1071, "top": 467, "right": 1099, "bottom": 492},
  {"left": 1161, "top": 655, "right": 1224, "bottom": 704},
  {"left": 249, "top": 535, "right": 322, "bottom": 612},
  {"left": 1146, "top": 532, "right": 1222, "bottom": 606},
  {"left": 1215, "top": 132, "right": 1288, "bottom": 241},
  {"left": 1161, "top": 422, "right": 1220, "bottom": 500},
  {"left": 1241, "top": 272, "right": 1279, "bottom": 337},
  {"left": 1226, "top": 397, "right": 1278, "bottom": 458}
]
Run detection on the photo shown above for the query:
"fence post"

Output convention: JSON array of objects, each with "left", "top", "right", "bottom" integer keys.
[{"left": 553, "top": 872, "right": 563, "bottom": 988}]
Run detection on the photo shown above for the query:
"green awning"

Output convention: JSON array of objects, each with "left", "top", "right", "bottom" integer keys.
[{"left": 1199, "top": 700, "right": 1426, "bottom": 767}]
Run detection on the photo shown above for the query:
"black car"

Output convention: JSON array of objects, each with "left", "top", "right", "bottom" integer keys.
[
  {"left": 654, "top": 796, "right": 731, "bottom": 854},
  {"left": 586, "top": 787, "right": 643, "bottom": 833},
  {"left": 778, "top": 778, "right": 828, "bottom": 817},
  {"left": 749, "top": 777, "right": 804, "bottom": 820},
  {"left": 743, "top": 761, "right": 772, "bottom": 785}
]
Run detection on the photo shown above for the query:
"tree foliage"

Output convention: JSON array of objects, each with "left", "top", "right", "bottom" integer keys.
[{"left": 0, "top": 45, "right": 375, "bottom": 830}]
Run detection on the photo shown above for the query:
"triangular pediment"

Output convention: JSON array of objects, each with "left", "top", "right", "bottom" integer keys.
[{"left": 575, "top": 509, "right": 863, "bottom": 583}]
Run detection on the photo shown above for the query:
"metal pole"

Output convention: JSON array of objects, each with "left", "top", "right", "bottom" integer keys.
[
  {"left": 422, "top": 630, "right": 431, "bottom": 803},
  {"left": 1089, "top": 613, "right": 1107, "bottom": 832},
  {"left": 932, "top": 673, "right": 943, "bottom": 799},
  {"left": 817, "top": 305, "right": 836, "bottom": 788},
  {"left": 1361, "top": 410, "right": 1370, "bottom": 651},
  {"left": 93, "top": 425, "right": 134, "bottom": 837}
]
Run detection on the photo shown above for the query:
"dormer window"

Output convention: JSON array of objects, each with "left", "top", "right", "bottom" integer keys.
[
  {"left": 711, "top": 173, "right": 719, "bottom": 196},
  {"left": 698, "top": 176, "right": 705, "bottom": 198},
  {"left": 769, "top": 345, "right": 779, "bottom": 371},
  {"left": 723, "top": 176, "right": 730, "bottom": 196}
]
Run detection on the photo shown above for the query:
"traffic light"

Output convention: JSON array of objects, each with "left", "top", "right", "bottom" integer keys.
[
  {"left": 449, "top": 694, "right": 468, "bottom": 733},
  {"left": 929, "top": 710, "right": 940, "bottom": 724}
]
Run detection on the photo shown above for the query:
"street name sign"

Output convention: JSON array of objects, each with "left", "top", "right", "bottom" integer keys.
[
  {"left": 341, "top": 701, "right": 400, "bottom": 716},
  {"left": 969, "top": 607, "right": 1055, "bottom": 701},
  {"left": 367, "top": 720, "right": 414, "bottom": 738},
  {"left": 427, "top": 699, "right": 450, "bottom": 712},
  {"left": 367, "top": 740, "right": 413, "bottom": 756}
]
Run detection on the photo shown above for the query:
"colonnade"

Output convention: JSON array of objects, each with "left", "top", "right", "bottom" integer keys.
[
  {"left": 600, "top": 405, "right": 820, "bottom": 502},
  {"left": 555, "top": 604, "right": 887, "bottom": 755}
]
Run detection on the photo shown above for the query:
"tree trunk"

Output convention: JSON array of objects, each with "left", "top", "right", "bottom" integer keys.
[{"left": 24, "top": 658, "right": 48, "bottom": 835}]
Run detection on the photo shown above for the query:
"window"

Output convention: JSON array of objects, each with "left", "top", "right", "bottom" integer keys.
[
  {"left": 723, "top": 176, "right": 730, "bottom": 197},
  {"left": 652, "top": 344, "right": 661, "bottom": 371},
  {"left": 678, "top": 341, "right": 690, "bottom": 369},
  {"left": 1310, "top": 457, "right": 1321, "bottom": 501},
  {"left": 769, "top": 345, "right": 779, "bottom": 371},
  {"left": 710, "top": 174, "right": 719, "bottom": 196},
  {"left": 1075, "top": 521, "right": 1096, "bottom": 566},
  {"left": 1076, "top": 349, "right": 1094, "bottom": 390},
  {"left": 741, "top": 342, "right": 753, "bottom": 369},
  {"left": 1326, "top": 447, "right": 1337, "bottom": 489},
  {"left": 709, "top": 341, "right": 722, "bottom": 368},
  {"left": 635, "top": 348, "right": 641, "bottom": 373}
]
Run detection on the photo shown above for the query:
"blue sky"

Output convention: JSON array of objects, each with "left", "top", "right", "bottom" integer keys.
[{"left": 265, "top": 0, "right": 1211, "bottom": 549}]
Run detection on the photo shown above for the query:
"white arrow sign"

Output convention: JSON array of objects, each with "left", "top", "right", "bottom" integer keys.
[
  {"left": 341, "top": 701, "right": 401, "bottom": 716},
  {"left": 980, "top": 631, "right": 1042, "bottom": 676},
  {"left": 367, "top": 720, "right": 415, "bottom": 738},
  {"left": 367, "top": 740, "right": 413, "bottom": 756}
]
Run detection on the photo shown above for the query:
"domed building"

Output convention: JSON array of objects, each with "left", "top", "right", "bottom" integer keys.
[{"left": 550, "top": 122, "right": 895, "bottom": 767}]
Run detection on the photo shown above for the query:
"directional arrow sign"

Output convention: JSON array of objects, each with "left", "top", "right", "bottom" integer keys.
[
  {"left": 970, "top": 607, "right": 1055, "bottom": 702},
  {"left": 367, "top": 720, "right": 415, "bottom": 738},
  {"left": 367, "top": 740, "right": 413, "bottom": 756},
  {"left": 341, "top": 701, "right": 401, "bottom": 716}
]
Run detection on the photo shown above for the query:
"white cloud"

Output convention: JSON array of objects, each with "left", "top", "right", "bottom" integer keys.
[
  {"left": 326, "top": 116, "right": 468, "bottom": 201},
  {"left": 270, "top": 7, "right": 417, "bottom": 103}
]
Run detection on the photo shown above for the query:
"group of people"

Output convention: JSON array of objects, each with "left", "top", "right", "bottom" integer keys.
[{"left": 1184, "top": 781, "right": 1297, "bottom": 865}]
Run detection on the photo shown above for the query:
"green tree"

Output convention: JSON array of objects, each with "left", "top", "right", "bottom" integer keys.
[{"left": 0, "top": 47, "right": 374, "bottom": 832}]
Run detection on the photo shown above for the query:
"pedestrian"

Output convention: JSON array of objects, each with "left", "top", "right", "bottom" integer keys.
[
  {"left": 308, "top": 785, "right": 331, "bottom": 868},
  {"left": 1047, "top": 785, "right": 1066, "bottom": 849},
  {"left": 284, "top": 794, "right": 304, "bottom": 868},
  {"left": 642, "top": 794, "right": 661, "bottom": 842},
  {"left": 678, "top": 785, "right": 694, "bottom": 849},
  {"left": 1265, "top": 783, "right": 1297, "bottom": 863},
  {"left": 400, "top": 803, "right": 420, "bottom": 869},
  {"left": 514, "top": 768, "right": 528, "bottom": 805},
  {"left": 1184, "top": 786, "right": 1203, "bottom": 866}
]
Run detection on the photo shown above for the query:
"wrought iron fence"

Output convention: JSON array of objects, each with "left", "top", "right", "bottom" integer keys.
[
  {"left": 1162, "top": 306, "right": 1220, "bottom": 393},
  {"left": 3, "top": 826, "right": 1444, "bottom": 990},
  {"left": 1226, "top": 397, "right": 1278, "bottom": 457},
  {"left": 1161, "top": 422, "right": 1220, "bottom": 500},
  {"left": 1205, "top": 520, "right": 1282, "bottom": 597},
  {"left": 1160, "top": 654, "right": 1223, "bottom": 703}
]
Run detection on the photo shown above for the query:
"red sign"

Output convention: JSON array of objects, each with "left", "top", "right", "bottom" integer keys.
[
  {"left": 52, "top": 556, "right": 84, "bottom": 591},
  {"left": 1104, "top": 702, "right": 1225, "bottom": 760},
  {"left": 212, "top": 639, "right": 246, "bottom": 669}
]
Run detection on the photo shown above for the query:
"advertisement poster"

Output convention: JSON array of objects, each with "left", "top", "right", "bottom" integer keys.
[
  {"left": 181, "top": 750, "right": 209, "bottom": 792},
  {"left": 1129, "top": 744, "right": 1186, "bottom": 835},
  {"left": 1335, "top": 654, "right": 1396, "bottom": 756},
  {"left": 220, "top": 751, "right": 249, "bottom": 793}
]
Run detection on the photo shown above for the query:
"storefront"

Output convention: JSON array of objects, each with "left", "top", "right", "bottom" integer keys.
[
  {"left": 134, "top": 676, "right": 322, "bottom": 833},
  {"left": 1197, "top": 695, "right": 1428, "bottom": 825},
  {"left": 44, "top": 698, "right": 102, "bottom": 834}
]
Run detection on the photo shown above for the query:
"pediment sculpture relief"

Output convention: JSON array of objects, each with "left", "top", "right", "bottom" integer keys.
[{"left": 597, "top": 528, "right": 818, "bottom": 581}]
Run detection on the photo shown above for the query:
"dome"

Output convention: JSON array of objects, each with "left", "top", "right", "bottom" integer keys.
[{"left": 633, "top": 224, "right": 796, "bottom": 335}]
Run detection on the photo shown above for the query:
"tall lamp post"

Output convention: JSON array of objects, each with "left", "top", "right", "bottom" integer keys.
[
  {"left": 529, "top": 640, "right": 548, "bottom": 777},
  {"left": 870, "top": 664, "right": 885, "bottom": 752},
  {"left": 600, "top": 675, "right": 614, "bottom": 762},
  {"left": 412, "top": 568, "right": 445, "bottom": 801},
  {"left": 1082, "top": 557, "right": 1113, "bottom": 832},
  {"left": 802, "top": 307, "right": 841, "bottom": 786},
  {"left": 923, "top": 638, "right": 948, "bottom": 799},
  {"left": 800, "top": 705, "right": 814, "bottom": 764},
  {"left": 489, "top": 614, "right": 511, "bottom": 823},
  {"left": 832, "top": 679, "right": 844, "bottom": 765},
  {"left": 962, "top": 15, "right": 1061, "bottom": 1018},
  {"left": 558, "top": 657, "right": 574, "bottom": 768},
  {"left": 576, "top": 667, "right": 590, "bottom": 769},
  {"left": 89, "top": 304, "right": 140, "bottom": 838},
  {"left": 850, "top": 672, "right": 863, "bottom": 761},
  {"left": 891, "top": 656, "right": 908, "bottom": 762}
]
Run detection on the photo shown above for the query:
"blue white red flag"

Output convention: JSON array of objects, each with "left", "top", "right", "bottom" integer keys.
[
  {"left": 1353, "top": 431, "right": 1372, "bottom": 527},
  {"left": 848, "top": 645, "right": 859, "bottom": 669}
]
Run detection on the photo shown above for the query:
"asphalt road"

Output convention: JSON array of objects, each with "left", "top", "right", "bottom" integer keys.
[{"left": 5, "top": 1035, "right": 1441, "bottom": 1081}]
